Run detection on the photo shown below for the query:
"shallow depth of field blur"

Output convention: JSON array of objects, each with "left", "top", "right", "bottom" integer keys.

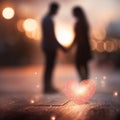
[
  {"left": 0, "top": 0, "right": 120, "bottom": 112},
  {"left": 1, "top": 1, "right": 120, "bottom": 120},
  {"left": 0, "top": 0, "right": 120, "bottom": 68}
]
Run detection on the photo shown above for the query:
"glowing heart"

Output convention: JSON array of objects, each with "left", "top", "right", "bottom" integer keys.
[{"left": 64, "top": 80, "right": 96, "bottom": 105}]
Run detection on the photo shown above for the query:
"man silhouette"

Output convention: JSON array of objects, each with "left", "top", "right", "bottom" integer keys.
[{"left": 41, "top": 2, "right": 65, "bottom": 93}]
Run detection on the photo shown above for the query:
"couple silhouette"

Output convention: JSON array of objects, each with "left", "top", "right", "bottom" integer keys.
[{"left": 41, "top": 2, "right": 92, "bottom": 94}]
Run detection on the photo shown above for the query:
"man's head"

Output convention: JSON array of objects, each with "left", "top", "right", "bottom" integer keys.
[{"left": 49, "top": 2, "right": 59, "bottom": 16}]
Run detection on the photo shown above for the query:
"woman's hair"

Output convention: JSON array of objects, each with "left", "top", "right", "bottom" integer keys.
[
  {"left": 73, "top": 6, "right": 86, "bottom": 19},
  {"left": 73, "top": 6, "right": 89, "bottom": 29}
]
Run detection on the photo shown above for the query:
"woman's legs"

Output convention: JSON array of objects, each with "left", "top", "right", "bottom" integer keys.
[{"left": 75, "top": 60, "right": 89, "bottom": 81}]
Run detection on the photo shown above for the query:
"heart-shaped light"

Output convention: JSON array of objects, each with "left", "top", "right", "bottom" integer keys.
[{"left": 64, "top": 80, "right": 96, "bottom": 105}]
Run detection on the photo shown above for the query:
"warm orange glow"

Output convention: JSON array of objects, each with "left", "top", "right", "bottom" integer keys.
[
  {"left": 104, "top": 40, "right": 118, "bottom": 52},
  {"left": 76, "top": 86, "right": 86, "bottom": 95},
  {"left": 34, "top": 72, "right": 38, "bottom": 75},
  {"left": 36, "top": 85, "right": 40, "bottom": 88},
  {"left": 30, "top": 100, "right": 35, "bottom": 104},
  {"left": 90, "top": 40, "right": 97, "bottom": 51},
  {"left": 17, "top": 20, "right": 24, "bottom": 32},
  {"left": 92, "top": 29, "right": 106, "bottom": 41},
  {"left": 23, "top": 19, "right": 40, "bottom": 40},
  {"left": 96, "top": 42, "right": 104, "bottom": 52},
  {"left": 25, "top": 30, "right": 40, "bottom": 40},
  {"left": 50, "top": 115, "right": 56, "bottom": 120},
  {"left": 23, "top": 18, "right": 38, "bottom": 32},
  {"left": 56, "top": 26, "right": 74, "bottom": 47},
  {"left": 113, "top": 91, "right": 118, "bottom": 97},
  {"left": 104, "top": 41, "right": 114, "bottom": 52},
  {"left": 2, "top": 7, "right": 15, "bottom": 20},
  {"left": 64, "top": 80, "right": 96, "bottom": 105}
]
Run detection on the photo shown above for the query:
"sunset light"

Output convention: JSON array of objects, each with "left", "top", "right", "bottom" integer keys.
[{"left": 56, "top": 27, "right": 74, "bottom": 47}]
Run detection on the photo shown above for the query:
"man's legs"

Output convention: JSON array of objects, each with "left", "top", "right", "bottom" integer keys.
[{"left": 43, "top": 50, "right": 57, "bottom": 93}]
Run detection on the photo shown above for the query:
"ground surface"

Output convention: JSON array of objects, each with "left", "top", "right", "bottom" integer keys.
[{"left": 0, "top": 62, "right": 120, "bottom": 120}]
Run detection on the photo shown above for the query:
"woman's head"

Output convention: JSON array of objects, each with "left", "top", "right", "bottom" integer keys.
[{"left": 72, "top": 6, "right": 85, "bottom": 19}]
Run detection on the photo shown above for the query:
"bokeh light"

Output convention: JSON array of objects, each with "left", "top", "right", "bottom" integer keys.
[
  {"left": 90, "top": 40, "right": 97, "bottom": 51},
  {"left": 113, "top": 91, "right": 118, "bottom": 97},
  {"left": 30, "top": 99, "right": 35, "bottom": 104},
  {"left": 2, "top": 7, "right": 15, "bottom": 20},
  {"left": 34, "top": 72, "right": 38, "bottom": 75},
  {"left": 96, "top": 41, "right": 104, "bottom": 52},
  {"left": 103, "top": 76, "right": 107, "bottom": 80},
  {"left": 23, "top": 18, "right": 40, "bottom": 40},
  {"left": 50, "top": 115, "right": 56, "bottom": 120},
  {"left": 104, "top": 41, "right": 114, "bottom": 52},
  {"left": 104, "top": 39, "right": 119, "bottom": 52},
  {"left": 23, "top": 18, "right": 38, "bottom": 32},
  {"left": 92, "top": 29, "right": 106, "bottom": 41}
]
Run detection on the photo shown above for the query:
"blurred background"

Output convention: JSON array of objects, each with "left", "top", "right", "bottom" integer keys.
[
  {"left": 0, "top": 1, "right": 120, "bottom": 115},
  {"left": 0, "top": 0, "right": 120, "bottom": 68}
]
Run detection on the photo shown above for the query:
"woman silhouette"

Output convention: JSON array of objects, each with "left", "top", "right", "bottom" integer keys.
[{"left": 72, "top": 7, "right": 92, "bottom": 80}]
